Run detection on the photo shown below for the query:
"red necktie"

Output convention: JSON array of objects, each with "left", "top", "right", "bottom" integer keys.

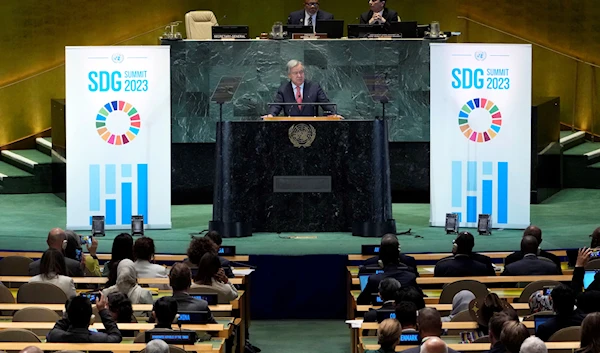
[{"left": 296, "top": 86, "right": 303, "bottom": 110}]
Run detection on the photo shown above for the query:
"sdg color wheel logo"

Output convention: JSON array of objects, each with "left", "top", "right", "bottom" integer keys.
[
  {"left": 458, "top": 98, "right": 502, "bottom": 143},
  {"left": 96, "top": 101, "right": 141, "bottom": 145}
]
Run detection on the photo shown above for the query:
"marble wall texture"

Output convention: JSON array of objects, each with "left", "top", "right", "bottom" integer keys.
[{"left": 166, "top": 38, "right": 437, "bottom": 143}]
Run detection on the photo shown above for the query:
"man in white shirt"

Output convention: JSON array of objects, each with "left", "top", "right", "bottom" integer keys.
[
  {"left": 287, "top": 0, "right": 334, "bottom": 31},
  {"left": 133, "top": 237, "right": 169, "bottom": 289}
]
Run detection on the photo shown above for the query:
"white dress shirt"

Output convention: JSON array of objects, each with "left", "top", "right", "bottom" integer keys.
[
  {"left": 304, "top": 11, "right": 317, "bottom": 30},
  {"left": 291, "top": 82, "right": 305, "bottom": 100}
]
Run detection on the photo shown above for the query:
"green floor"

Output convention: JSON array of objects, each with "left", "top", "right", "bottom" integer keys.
[
  {"left": 0, "top": 189, "right": 598, "bottom": 255},
  {"left": 249, "top": 320, "right": 347, "bottom": 353}
]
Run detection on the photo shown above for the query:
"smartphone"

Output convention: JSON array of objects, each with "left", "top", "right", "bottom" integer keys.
[
  {"left": 75, "top": 248, "right": 83, "bottom": 262},
  {"left": 590, "top": 248, "right": 600, "bottom": 258},
  {"left": 80, "top": 235, "right": 92, "bottom": 246},
  {"left": 543, "top": 286, "right": 554, "bottom": 295},
  {"left": 81, "top": 292, "right": 100, "bottom": 304}
]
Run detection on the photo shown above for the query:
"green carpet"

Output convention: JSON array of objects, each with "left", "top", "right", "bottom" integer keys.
[
  {"left": 0, "top": 189, "right": 598, "bottom": 255},
  {"left": 249, "top": 320, "right": 347, "bottom": 353}
]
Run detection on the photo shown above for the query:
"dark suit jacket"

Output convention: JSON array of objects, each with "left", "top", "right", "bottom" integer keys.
[
  {"left": 501, "top": 255, "right": 561, "bottom": 276},
  {"left": 170, "top": 292, "right": 217, "bottom": 323},
  {"left": 363, "top": 301, "right": 395, "bottom": 322},
  {"left": 268, "top": 80, "right": 335, "bottom": 116},
  {"left": 30, "top": 256, "right": 84, "bottom": 277},
  {"left": 470, "top": 252, "right": 496, "bottom": 276},
  {"left": 357, "top": 265, "right": 422, "bottom": 305},
  {"left": 483, "top": 342, "right": 507, "bottom": 353},
  {"left": 359, "top": 8, "right": 399, "bottom": 24},
  {"left": 434, "top": 254, "right": 490, "bottom": 277},
  {"left": 505, "top": 249, "right": 562, "bottom": 273},
  {"left": 287, "top": 9, "right": 334, "bottom": 25},
  {"left": 360, "top": 254, "right": 418, "bottom": 276},
  {"left": 537, "top": 310, "right": 587, "bottom": 341},
  {"left": 399, "top": 338, "right": 459, "bottom": 353},
  {"left": 47, "top": 308, "right": 122, "bottom": 343}
]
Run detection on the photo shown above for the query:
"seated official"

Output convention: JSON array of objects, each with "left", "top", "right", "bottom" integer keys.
[
  {"left": 570, "top": 248, "right": 600, "bottom": 313},
  {"left": 30, "top": 228, "right": 84, "bottom": 277},
  {"left": 504, "top": 226, "right": 561, "bottom": 272},
  {"left": 287, "top": 0, "right": 334, "bottom": 29},
  {"left": 502, "top": 236, "right": 561, "bottom": 276},
  {"left": 397, "top": 286, "right": 425, "bottom": 310},
  {"left": 107, "top": 292, "right": 137, "bottom": 337},
  {"left": 520, "top": 337, "right": 548, "bottom": 353},
  {"left": 487, "top": 311, "right": 519, "bottom": 353},
  {"left": 191, "top": 253, "right": 238, "bottom": 303},
  {"left": 421, "top": 337, "right": 449, "bottom": 353},
  {"left": 500, "top": 321, "right": 530, "bottom": 353},
  {"left": 364, "top": 278, "right": 401, "bottom": 322},
  {"left": 442, "top": 290, "right": 475, "bottom": 322},
  {"left": 102, "top": 233, "right": 134, "bottom": 279},
  {"left": 395, "top": 302, "right": 418, "bottom": 333},
  {"left": 205, "top": 231, "right": 235, "bottom": 278},
  {"left": 147, "top": 339, "right": 170, "bottom": 353},
  {"left": 65, "top": 230, "right": 101, "bottom": 277},
  {"left": 47, "top": 293, "right": 122, "bottom": 343},
  {"left": 434, "top": 232, "right": 491, "bottom": 277},
  {"left": 133, "top": 236, "right": 169, "bottom": 289},
  {"left": 263, "top": 60, "right": 336, "bottom": 118},
  {"left": 168, "top": 262, "right": 217, "bottom": 323},
  {"left": 399, "top": 308, "right": 458, "bottom": 353},
  {"left": 468, "top": 293, "right": 516, "bottom": 337},
  {"left": 579, "top": 313, "right": 600, "bottom": 353},
  {"left": 102, "top": 259, "right": 153, "bottom": 305},
  {"left": 536, "top": 284, "right": 586, "bottom": 341},
  {"left": 360, "top": 233, "right": 418, "bottom": 276},
  {"left": 135, "top": 297, "right": 196, "bottom": 343},
  {"left": 366, "top": 318, "right": 402, "bottom": 353},
  {"left": 359, "top": 0, "right": 399, "bottom": 25},
  {"left": 357, "top": 243, "right": 422, "bottom": 305},
  {"left": 29, "top": 248, "right": 76, "bottom": 298}
]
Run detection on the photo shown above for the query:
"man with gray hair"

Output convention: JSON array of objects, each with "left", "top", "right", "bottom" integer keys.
[
  {"left": 519, "top": 337, "right": 548, "bottom": 353},
  {"left": 146, "top": 339, "right": 170, "bottom": 353},
  {"left": 264, "top": 60, "right": 336, "bottom": 118},
  {"left": 364, "top": 277, "right": 401, "bottom": 322}
]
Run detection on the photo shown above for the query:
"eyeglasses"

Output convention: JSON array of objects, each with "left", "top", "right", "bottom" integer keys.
[{"left": 305, "top": 2, "right": 319, "bottom": 6}]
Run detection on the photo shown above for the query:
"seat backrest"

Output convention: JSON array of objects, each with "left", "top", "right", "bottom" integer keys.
[
  {"left": 13, "top": 306, "right": 61, "bottom": 336},
  {"left": 0, "top": 328, "right": 41, "bottom": 342},
  {"left": 0, "top": 284, "right": 15, "bottom": 303},
  {"left": 517, "top": 280, "right": 561, "bottom": 303},
  {"left": 0, "top": 256, "right": 33, "bottom": 276},
  {"left": 548, "top": 326, "right": 581, "bottom": 342},
  {"left": 450, "top": 309, "right": 475, "bottom": 322},
  {"left": 473, "top": 335, "right": 490, "bottom": 343},
  {"left": 185, "top": 11, "right": 219, "bottom": 39},
  {"left": 439, "top": 280, "right": 489, "bottom": 304},
  {"left": 585, "top": 259, "right": 600, "bottom": 270},
  {"left": 17, "top": 282, "right": 68, "bottom": 304}
]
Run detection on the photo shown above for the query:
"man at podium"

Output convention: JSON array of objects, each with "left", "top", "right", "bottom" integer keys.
[{"left": 264, "top": 60, "right": 336, "bottom": 118}]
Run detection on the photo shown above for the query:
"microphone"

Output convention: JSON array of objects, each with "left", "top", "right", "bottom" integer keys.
[
  {"left": 266, "top": 102, "right": 338, "bottom": 116},
  {"left": 380, "top": 96, "right": 389, "bottom": 120}
]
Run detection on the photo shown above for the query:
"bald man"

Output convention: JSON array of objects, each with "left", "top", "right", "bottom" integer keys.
[
  {"left": 421, "top": 337, "right": 448, "bottom": 353},
  {"left": 504, "top": 226, "right": 561, "bottom": 271},
  {"left": 502, "top": 235, "right": 561, "bottom": 276},
  {"left": 20, "top": 347, "right": 43, "bottom": 353},
  {"left": 29, "top": 228, "right": 84, "bottom": 277}
]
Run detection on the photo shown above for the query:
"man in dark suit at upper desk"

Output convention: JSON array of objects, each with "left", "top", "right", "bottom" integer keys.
[
  {"left": 504, "top": 225, "right": 562, "bottom": 273},
  {"left": 359, "top": 0, "right": 400, "bottom": 25},
  {"left": 263, "top": 60, "right": 338, "bottom": 118},
  {"left": 360, "top": 234, "right": 418, "bottom": 276},
  {"left": 287, "top": 0, "right": 334, "bottom": 31},
  {"left": 433, "top": 232, "right": 491, "bottom": 277},
  {"left": 501, "top": 236, "right": 561, "bottom": 276}
]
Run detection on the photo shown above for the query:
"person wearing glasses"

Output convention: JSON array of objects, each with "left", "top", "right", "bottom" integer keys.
[
  {"left": 287, "top": 0, "right": 334, "bottom": 32},
  {"left": 359, "top": 0, "right": 399, "bottom": 25}
]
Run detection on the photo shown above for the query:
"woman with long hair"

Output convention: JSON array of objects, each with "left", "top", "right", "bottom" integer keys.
[
  {"left": 103, "top": 233, "right": 134, "bottom": 280},
  {"left": 29, "top": 248, "right": 76, "bottom": 298},
  {"left": 579, "top": 312, "right": 600, "bottom": 353},
  {"left": 191, "top": 253, "right": 237, "bottom": 303}
]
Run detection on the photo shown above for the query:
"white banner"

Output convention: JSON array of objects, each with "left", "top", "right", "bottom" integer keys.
[
  {"left": 66, "top": 46, "right": 171, "bottom": 230},
  {"left": 430, "top": 44, "right": 531, "bottom": 229}
]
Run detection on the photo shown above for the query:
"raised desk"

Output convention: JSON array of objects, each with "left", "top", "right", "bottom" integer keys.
[
  {"left": 358, "top": 338, "right": 579, "bottom": 352},
  {"left": 0, "top": 340, "right": 225, "bottom": 353},
  {"left": 0, "top": 251, "right": 249, "bottom": 263}
]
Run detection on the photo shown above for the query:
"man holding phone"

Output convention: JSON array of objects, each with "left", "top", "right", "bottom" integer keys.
[{"left": 30, "top": 228, "right": 84, "bottom": 277}]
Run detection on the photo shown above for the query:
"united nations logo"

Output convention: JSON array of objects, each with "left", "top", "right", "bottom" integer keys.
[
  {"left": 112, "top": 53, "right": 124, "bottom": 63},
  {"left": 475, "top": 51, "right": 487, "bottom": 61},
  {"left": 288, "top": 124, "right": 316, "bottom": 148}
]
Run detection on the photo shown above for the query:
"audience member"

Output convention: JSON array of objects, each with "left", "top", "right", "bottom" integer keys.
[
  {"left": 29, "top": 228, "right": 84, "bottom": 277},
  {"left": 47, "top": 293, "right": 122, "bottom": 342},
  {"left": 103, "top": 233, "right": 134, "bottom": 279},
  {"left": 590, "top": 227, "right": 600, "bottom": 248},
  {"left": 287, "top": 0, "right": 334, "bottom": 28},
  {"left": 502, "top": 236, "right": 561, "bottom": 276},
  {"left": 536, "top": 284, "right": 586, "bottom": 341},
  {"left": 191, "top": 253, "right": 238, "bottom": 303},
  {"left": 204, "top": 231, "right": 235, "bottom": 278},
  {"left": 579, "top": 312, "right": 600, "bottom": 353},
  {"left": 568, "top": 248, "right": 600, "bottom": 313},
  {"left": 149, "top": 297, "right": 178, "bottom": 330},
  {"left": 168, "top": 262, "right": 216, "bottom": 323},
  {"left": 519, "top": 337, "right": 548, "bottom": 353},
  {"left": 65, "top": 230, "right": 101, "bottom": 276},
  {"left": 360, "top": 234, "right": 418, "bottom": 275},
  {"left": 357, "top": 241, "right": 422, "bottom": 305},
  {"left": 133, "top": 237, "right": 169, "bottom": 288},
  {"left": 29, "top": 248, "right": 76, "bottom": 298},
  {"left": 421, "top": 337, "right": 448, "bottom": 353},
  {"left": 397, "top": 286, "right": 425, "bottom": 310},
  {"left": 469, "top": 293, "right": 515, "bottom": 335},
  {"left": 505, "top": 226, "right": 561, "bottom": 271},
  {"left": 107, "top": 292, "right": 136, "bottom": 337},
  {"left": 442, "top": 290, "right": 475, "bottom": 322},
  {"left": 487, "top": 311, "right": 519, "bottom": 353},
  {"left": 400, "top": 308, "right": 458, "bottom": 353},
  {"left": 364, "top": 277, "right": 401, "bottom": 322},
  {"left": 102, "top": 259, "right": 153, "bottom": 304},
  {"left": 359, "top": 0, "right": 400, "bottom": 25},
  {"left": 146, "top": 339, "right": 170, "bottom": 353},
  {"left": 19, "top": 347, "right": 42, "bottom": 353},
  {"left": 500, "top": 321, "right": 529, "bottom": 353},
  {"left": 187, "top": 236, "right": 219, "bottom": 267},
  {"left": 434, "top": 232, "right": 491, "bottom": 277},
  {"left": 365, "top": 318, "right": 401, "bottom": 353},
  {"left": 395, "top": 302, "right": 418, "bottom": 332},
  {"left": 528, "top": 291, "right": 553, "bottom": 314}
]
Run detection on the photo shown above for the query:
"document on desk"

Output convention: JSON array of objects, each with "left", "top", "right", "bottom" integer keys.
[
  {"left": 233, "top": 269, "right": 255, "bottom": 276},
  {"left": 345, "top": 319, "right": 364, "bottom": 328}
]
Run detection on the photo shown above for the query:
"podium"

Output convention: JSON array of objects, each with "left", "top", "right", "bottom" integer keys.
[{"left": 209, "top": 118, "right": 396, "bottom": 237}]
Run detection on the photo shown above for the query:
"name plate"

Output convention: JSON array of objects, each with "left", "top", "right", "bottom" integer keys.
[
  {"left": 273, "top": 176, "right": 332, "bottom": 193},
  {"left": 292, "top": 33, "right": 328, "bottom": 40},
  {"left": 368, "top": 34, "right": 402, "bottom": 39},
  {"left": 213, "top": 34, "right": 248, "bottom": 39}
]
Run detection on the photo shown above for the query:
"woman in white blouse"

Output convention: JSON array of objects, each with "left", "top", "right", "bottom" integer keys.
[
  {"left": 101, "top": 259, "right": 153, "bottom": 304},
  {"left": 29, "top": 248, "right": 76, "bottom": 298},
  {"left": 191, "top": 253, "right": 238, "bottom": 303}
]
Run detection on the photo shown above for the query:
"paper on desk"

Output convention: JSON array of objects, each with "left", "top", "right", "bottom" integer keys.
[
  {"left": 345, "top": 319, "right": 364, "bottom": 328},
  {"left": 233, "top": 269, "right": 255, "bottom": 276}
]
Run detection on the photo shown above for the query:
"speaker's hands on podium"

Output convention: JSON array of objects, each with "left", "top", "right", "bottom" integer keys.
[{"left": 261, "top": 114, "right": 274, "bottom": 119}]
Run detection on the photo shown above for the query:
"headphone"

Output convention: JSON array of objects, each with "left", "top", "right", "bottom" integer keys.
[
  {"left": 62, "top": 239, "right": 68, "bottom": 250},
  {"left": 452, "top": 240, "right": 458, "bottom": 254}
]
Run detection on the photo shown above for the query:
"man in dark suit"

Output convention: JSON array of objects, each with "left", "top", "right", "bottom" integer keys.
[
  {"left": 399, "top": 308, "right": 458, "bottom": 353},
  {"left": 287, "top": 0, "right": 334, "bottom": 30},
  {"left": 504, "top": 226, "right": 562, "bottom": 273},
  {"left": 502, "top": 236, "right": 561, "bottom": 276},
  {"left": 360, "top": 234, "right": 418, "bottom": 276},
  {"left": 359, "top": 0, "right": 399, "bottom": 25},
  {"left": 537, "top": 284, "right": 587, "bottom": 341},
  {"left": 357, "top": 242, "right": 422, "bottom": 305},
  {"left": 434, "top": 232, "right": 491, "bottom": 277},
  {"left": 264, "top": 60, "right": 336, "bottom": 118},
  {"left": 29, "top": 228, "right": 84, "bottom": 277},
  {"left": 364, "top": 277, "right": 400, "bottom": 322},
  {"left": 167, "top": 263, "right": 216, "bottom": 323}
]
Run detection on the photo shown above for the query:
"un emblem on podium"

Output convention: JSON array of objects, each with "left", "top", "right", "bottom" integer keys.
[{"left": 288, "top": 123, "right": 316, "bottom": 148}]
